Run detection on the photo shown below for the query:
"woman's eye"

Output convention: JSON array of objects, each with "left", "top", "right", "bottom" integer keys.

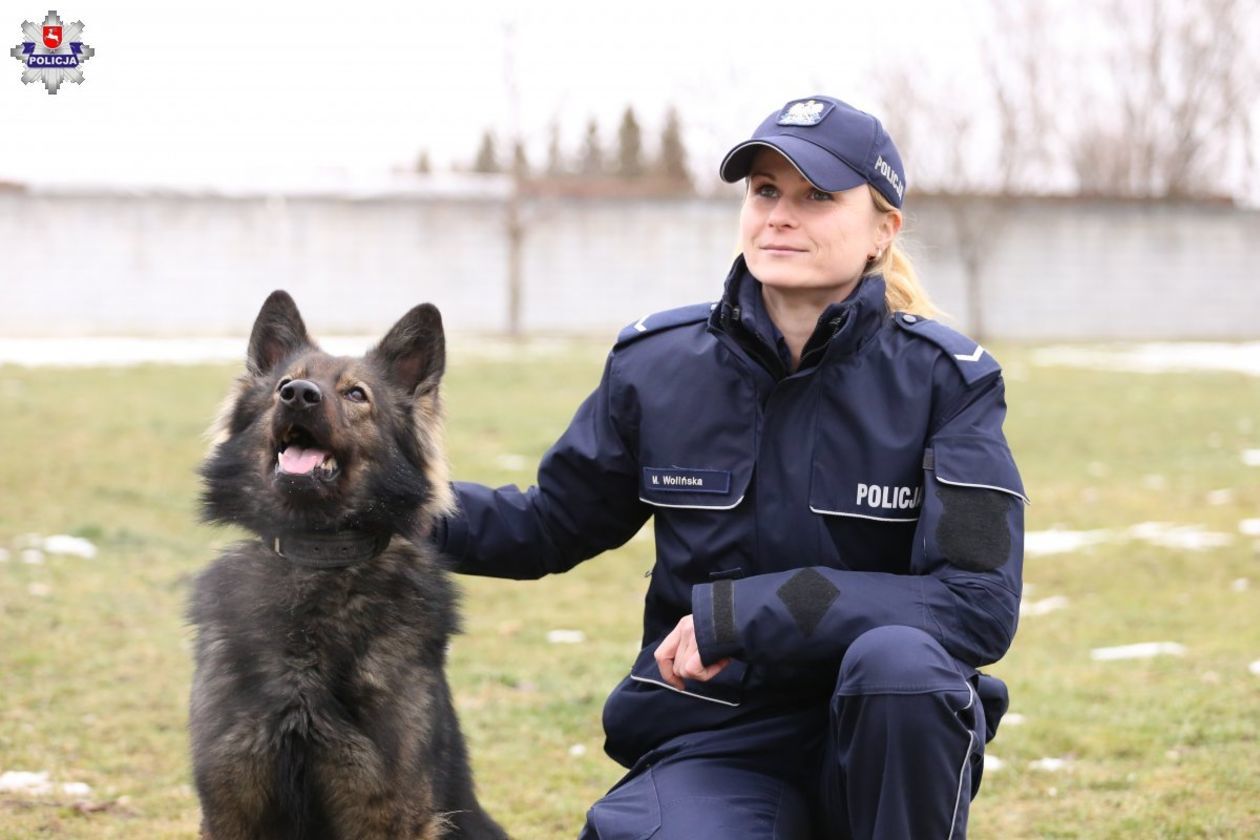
[
  {"left": 345, "top": 387, "right": 368, "bottom": 403},
  {"left": 810, "top": 189, "right": 834, "bottom": 201},
  {"left": 754, "top": 184, "right": 778, "bottom": 198}
]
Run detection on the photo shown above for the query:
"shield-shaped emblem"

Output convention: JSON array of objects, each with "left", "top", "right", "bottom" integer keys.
[{"left": 43, "top": 25, "right": 63, "bottom": 49}]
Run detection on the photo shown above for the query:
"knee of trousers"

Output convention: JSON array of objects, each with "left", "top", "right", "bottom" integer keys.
[{"left": 835, "top": 625, "right": 969, "bottom": 698}]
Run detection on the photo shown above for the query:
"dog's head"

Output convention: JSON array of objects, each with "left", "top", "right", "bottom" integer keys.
[{"left": 200, "top": 291, "right": 454, "bottom": 537}]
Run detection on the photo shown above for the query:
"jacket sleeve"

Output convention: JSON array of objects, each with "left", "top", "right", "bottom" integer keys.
[
  {"left": 691, "top": 366, "right": 1026, "bottom": 669},
  {"left": 435, "top": 350, "right": 651, "bottom": 580}
]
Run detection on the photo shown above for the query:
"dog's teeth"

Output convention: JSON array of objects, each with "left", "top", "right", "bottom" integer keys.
[{"left": 323, "top": 456, "right": 338, "bottom": 472}]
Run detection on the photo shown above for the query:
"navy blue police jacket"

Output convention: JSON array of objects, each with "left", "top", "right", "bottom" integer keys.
[{"left": 438, "top": 256, "right": 1027, "bottom": 769}]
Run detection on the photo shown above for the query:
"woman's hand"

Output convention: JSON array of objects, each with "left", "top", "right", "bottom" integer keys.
[{"left": 654, "top": 615, "right": 731, "bottom": 690}]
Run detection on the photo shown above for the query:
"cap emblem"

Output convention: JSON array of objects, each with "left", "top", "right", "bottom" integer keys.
[{"left": 777, "top": 99, "right": 828, "bottom": 127}]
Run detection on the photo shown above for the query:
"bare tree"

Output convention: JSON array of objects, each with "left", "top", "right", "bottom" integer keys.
[
  {"left": 579, "top": 118, "right": 604, "bottom": 176},
  {"left": 545, "top": 120, "right": 565, "bottom": 178},
  {"left": 879, "top": 0, "right": 1258, "bottom": 338},
  {"left": 1070, "top": 0, "right": 1258, "bottom": 199},
  {"left": 877, "top": 64, "right": 1023, "bottom": 340}
]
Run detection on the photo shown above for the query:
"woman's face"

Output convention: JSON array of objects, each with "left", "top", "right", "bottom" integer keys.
[{"left": 739, "top": 148, "right": 899, "bottom": 298}]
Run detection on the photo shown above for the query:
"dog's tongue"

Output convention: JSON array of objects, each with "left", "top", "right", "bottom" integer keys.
[{"left": 279, "top": 445, "right": 328, "bottom": 475}]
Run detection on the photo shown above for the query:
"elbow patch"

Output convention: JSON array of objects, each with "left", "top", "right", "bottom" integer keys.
[
  {"left": 934, "top": 484, "right": 1013, "bottom": 571},
  {"left": 776, "top": 568, "right": 840, "bottom": 637}
]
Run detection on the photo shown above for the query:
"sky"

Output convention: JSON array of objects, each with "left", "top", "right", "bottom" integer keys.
[
  {"left": 1, "top": 0, "right": 1257, "bottom": 202},
  {"left": 0, "top": 0, "right": 992, "bottom": 190}
]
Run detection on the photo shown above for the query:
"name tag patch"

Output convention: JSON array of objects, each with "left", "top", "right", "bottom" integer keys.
[{"left": 644, "top": 468, "right": 731, "bottom": 494}]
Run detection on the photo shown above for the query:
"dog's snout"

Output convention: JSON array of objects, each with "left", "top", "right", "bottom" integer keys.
[{"left": 279, "top": 379, "right": 322, "bottom": 409}]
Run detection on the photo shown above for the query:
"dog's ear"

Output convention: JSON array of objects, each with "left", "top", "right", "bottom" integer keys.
[
  {"left": 369, "top": 303, "right": 445, "bottom": 395},
  {"left": 247, "top": 291, "right": 313, "bottom": 376}
]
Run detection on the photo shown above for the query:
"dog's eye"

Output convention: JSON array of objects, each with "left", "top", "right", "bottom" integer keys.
[{"left": 345, "top": 386, "right": 368, "bottom": 403}]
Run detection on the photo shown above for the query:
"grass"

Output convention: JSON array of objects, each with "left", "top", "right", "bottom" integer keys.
[{"left": 1, "top": 340, "right": 1258, "bottom": 838}]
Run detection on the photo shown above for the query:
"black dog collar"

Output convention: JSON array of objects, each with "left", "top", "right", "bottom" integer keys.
[{"left": 266, "top": 531, "right": 390, "bottom": 569}]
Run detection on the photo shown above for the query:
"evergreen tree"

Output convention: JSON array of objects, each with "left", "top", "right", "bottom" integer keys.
[
  {"left": 579, "top": 118, "right": 603, "bottom": 176},
  {"left": 657, "top": 106, "right": 692, "bottom": 191},
  {"left": 617, "top": 106, "right": 644, "bottom": 179},
  {"left": 512, "top": 139, "right": 530, "bottom": 180},
  {"left": 473, "top": 130, "right": 499, "bottom": 174}
]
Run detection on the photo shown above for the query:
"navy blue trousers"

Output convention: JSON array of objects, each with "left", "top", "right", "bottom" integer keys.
[{"left": 579, "top": 626, "right": 988, "bottom": 839}]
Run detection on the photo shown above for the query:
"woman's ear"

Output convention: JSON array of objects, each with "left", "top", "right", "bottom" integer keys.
[{"left": 875, "top": 209, "right": 903, "bottom": 251}]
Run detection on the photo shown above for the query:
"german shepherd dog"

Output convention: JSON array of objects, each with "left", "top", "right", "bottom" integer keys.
[{"left": 189, "top": 291, "right": 507, "bottom": 839}]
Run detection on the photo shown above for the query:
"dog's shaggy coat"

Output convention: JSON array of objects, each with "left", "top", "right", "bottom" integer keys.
[{"left": 189, "top": 291, "right": 506, "bottom": 839}]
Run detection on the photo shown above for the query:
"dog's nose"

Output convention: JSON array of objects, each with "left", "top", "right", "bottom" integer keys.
[{"left": 279, "top": 379, "right": 322, "bottom": 409}]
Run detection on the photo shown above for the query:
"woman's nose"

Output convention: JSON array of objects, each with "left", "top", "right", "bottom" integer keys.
[{"left": 766, "top": 200, "right": 797, "bottom": 228}]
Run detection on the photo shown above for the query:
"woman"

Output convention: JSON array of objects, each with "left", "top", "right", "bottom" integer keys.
[{"left": 436, "top": 95, "right": 1027, "bottom": 839}]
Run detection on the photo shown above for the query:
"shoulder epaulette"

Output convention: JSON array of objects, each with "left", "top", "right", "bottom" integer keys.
[
  {"left": 615, "top": 302, "right": 715, "bottom": 347},
  {"left": 892, "top": 312, "right": 1000, "bottom": 385}
]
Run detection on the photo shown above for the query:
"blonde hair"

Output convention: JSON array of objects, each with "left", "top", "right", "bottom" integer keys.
[{"left": 865, "top": 187, "right": 939, "bottom": 319}]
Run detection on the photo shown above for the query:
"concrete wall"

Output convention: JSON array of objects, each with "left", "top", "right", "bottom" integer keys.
[{"left": 2, "top": 186, "right": 1256, "bottom": 340}]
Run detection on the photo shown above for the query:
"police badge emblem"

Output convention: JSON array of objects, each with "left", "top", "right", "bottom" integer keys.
[
  {"left": 777, "top": 99, "right": 831, "bottom": 127},
  {"left": 10, "top": 10, "right": 93, "bottom": 94}
]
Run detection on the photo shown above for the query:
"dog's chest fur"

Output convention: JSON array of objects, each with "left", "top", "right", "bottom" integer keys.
[{"left": 191, "top": 540, "right": 455, "bottom": 723}]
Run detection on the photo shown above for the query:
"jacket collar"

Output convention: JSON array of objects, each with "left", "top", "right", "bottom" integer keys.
[{"left": 712, "top": 255, "right": 889, "bottom": 373}]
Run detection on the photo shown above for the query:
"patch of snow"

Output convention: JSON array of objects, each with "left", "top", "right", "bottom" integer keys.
[
  {"left": 1243, "top": 450, "right": 1260, "bottom": 467},
  {"left": 0, "top": 771, "right": 92, "bottom": 797},
  {"left": 568, "top": 744, "right": 588, "bottom": 758},
  {"left": 1020, "top": 596, "right": 1070, "bottom": 617},
  {"left": 1091, "top": 642, "right": 1186, "bottom": 661},
  {"left": 0, "top": 547, "right": 9, "bottom": 563},
  {"left": 494, "top": 454, "right": 529, "bottom": 471},
  {"left": 1248, "top": 660, "right": 1260, "bottom": 677},
  {"left": 546, "top": 629, "right": 586, "bottom": 645},
  {"left": 1032, "top": 342, "right": 1260, "bottom": 377},
  {"left": 1028, "top": 757, "right": 1069, "bottom": 772},
  {"left": 1239, "top": 520, "right": 1260, "bottom": 537},
  {"left": 1205, "top": 488, "right": 1234, "bottom": 505},
  {"left": 20, "top": 548, "right": 45, "bottom": 565},
  {"left": 1003, "top": 713, "right": 1026, "bottom": 726},
  {"left": 984, "top": 755, "right": 1004, "bottom": 772},
  {"left": 42, "top": 535, "right": 97, "bottom": 559},
  {"left": 1127, "top": 522, "right": 1232, "bottom": 551},
  {"left": 1025, "top": 529, "right": 1112, "bottom": 556},
  {"left": 1232, "top": 578, "right": 1250, "bottom": 592}
]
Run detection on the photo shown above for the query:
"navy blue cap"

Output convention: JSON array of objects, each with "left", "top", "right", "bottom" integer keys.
[{"left": 720, "top": 96, "right": 907, "bottom": 209}]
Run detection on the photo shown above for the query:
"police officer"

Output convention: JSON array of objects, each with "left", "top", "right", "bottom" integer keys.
[{"left": 436, "top": 95, "right": 1027, "bottom": 839}]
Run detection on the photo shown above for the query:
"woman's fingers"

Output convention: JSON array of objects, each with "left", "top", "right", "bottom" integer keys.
[
  {"left": 654, "top": 621, "right": 686, "bottom": 689},
  {"left": 657, "top": 615, "right": 732, "bottom": 688}
]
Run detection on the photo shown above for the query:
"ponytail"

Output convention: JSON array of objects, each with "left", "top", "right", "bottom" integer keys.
[{"left": 865, "top": 187, "right": 939, "bottom": 319}]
